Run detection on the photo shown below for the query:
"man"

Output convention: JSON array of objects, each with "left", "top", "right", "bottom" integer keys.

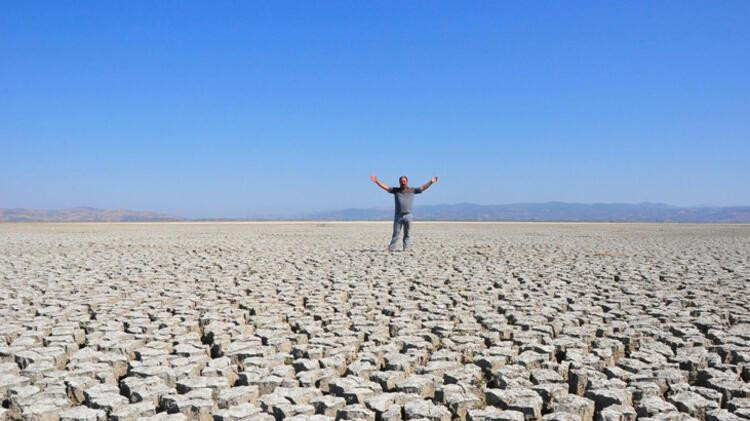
[{"left": 370, "top": 174, "right": 439, "bottom": 252}]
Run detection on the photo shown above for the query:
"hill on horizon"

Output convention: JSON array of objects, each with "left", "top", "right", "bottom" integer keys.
[
  {"left": 307, "top": 202, "right": 750, "bottom": 223},
  {"left": 0, "top": 207, "right": 182, "bottom": 222},
  {"left": 3, "top": 202, "right": 750, "bottom": 222}
]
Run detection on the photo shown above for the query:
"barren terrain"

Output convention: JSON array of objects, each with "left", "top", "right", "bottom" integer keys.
[{"left": 1, "top": 222, "right": 749, "bottom": 421}]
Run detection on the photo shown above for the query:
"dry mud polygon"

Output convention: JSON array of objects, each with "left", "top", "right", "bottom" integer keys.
[{"left": 1, "top": 222, "right": 749, "bottom": 421}]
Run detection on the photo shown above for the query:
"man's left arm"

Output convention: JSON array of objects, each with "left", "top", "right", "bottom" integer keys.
[{"left": 418, "top": 176, "right": 439, "bottom": 193}]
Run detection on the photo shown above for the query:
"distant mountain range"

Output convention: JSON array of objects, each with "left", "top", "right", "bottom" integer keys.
[
  {"left": 0, "top": 207, "right": 181, "bottom": 222},
  {"left": 2, "top": 203, "right": 750, "bottom": 222},
  {"left": 307, "top": 202, "right": 750, "bottom": 223}
]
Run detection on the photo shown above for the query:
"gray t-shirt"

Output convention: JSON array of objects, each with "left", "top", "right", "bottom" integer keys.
[{"left": 388, "top": 186, "right": 423, "bottom": 214}]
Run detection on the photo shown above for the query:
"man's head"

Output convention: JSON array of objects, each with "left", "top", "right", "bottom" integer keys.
[{"left": 399, "top": 176, "right": 408, "bottom": 188}]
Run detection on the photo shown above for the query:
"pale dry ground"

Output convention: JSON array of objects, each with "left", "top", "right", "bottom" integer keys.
[{"left": 0, "top": 222, "right": 749, "bottom": 421}]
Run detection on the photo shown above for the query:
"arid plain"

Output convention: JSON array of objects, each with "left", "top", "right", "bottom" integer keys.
[{"left": 1, "top": 222, "right": 749, "bottom": 421}]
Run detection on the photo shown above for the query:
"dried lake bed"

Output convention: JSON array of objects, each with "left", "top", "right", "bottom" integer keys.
[{"left": 1, "top": 222, "right": 749, "bottom": 421}]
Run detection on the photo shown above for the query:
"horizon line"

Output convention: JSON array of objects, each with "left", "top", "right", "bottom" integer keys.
[{"left": 4, "top": 200, "right": 750, "bottom": 217}]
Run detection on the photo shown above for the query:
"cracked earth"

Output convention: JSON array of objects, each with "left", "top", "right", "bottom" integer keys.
[{"left": 1, "top": 222, "right": 749, "bottom": 421}]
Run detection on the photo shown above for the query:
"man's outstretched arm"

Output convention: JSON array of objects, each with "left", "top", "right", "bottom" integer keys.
[
  {"left": 419, "top": 176, "right": 439, "bottom": 192},
  {"left": 370, "top": 175, "right": 392, "bottom": 192}
]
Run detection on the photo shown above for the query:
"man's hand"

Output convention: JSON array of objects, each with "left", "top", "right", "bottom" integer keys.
[
  {"left": 371, "top": 175, "right": 391, "bottom": 192},
  {"left": 420, "top": 176, "right": 439, "bottom": 192}
]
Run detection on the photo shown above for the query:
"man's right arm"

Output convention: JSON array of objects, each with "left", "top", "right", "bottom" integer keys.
[{"left": 370, "top": 175, "right": 392, "bottom": 192}]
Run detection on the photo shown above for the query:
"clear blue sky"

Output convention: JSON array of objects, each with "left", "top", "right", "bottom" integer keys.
[{"left": 2, "top": 1, "right": 748, "bottom": 218}]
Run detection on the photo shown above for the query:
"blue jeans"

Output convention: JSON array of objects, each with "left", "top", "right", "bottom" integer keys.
[{"left": 389, "top": 213, "right": 413, "bottom": 251}]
